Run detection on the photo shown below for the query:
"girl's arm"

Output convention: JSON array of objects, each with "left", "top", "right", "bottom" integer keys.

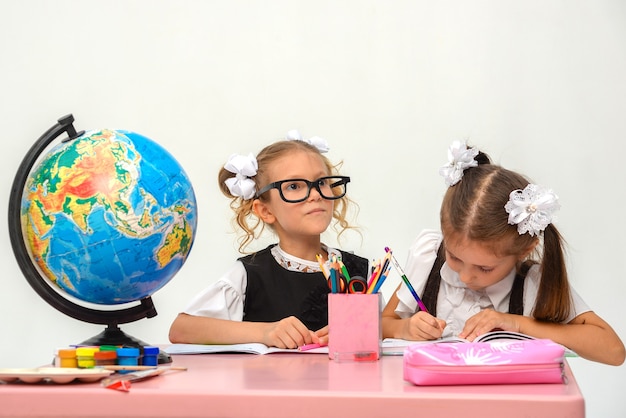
[
  {"left": 460, "top": 310, "right": 625, "bottom": 366},
  {"left": 169, "top": 313, "right": 318, "bottom": 349},
  {"left": 381, "top": 288, "right": 446, "bottom": 340},
  {"left": 523, "top": 311, "right": 625, "bottom": 366}
]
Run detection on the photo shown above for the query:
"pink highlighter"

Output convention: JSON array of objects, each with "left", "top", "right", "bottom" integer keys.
[{"left": 299, "top": 342, "right": 327, "bottom": 351}]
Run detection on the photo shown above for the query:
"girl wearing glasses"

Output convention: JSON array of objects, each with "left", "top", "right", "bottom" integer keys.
[{"left": 169, "top": 131, "right": 368, "bottom": 348}]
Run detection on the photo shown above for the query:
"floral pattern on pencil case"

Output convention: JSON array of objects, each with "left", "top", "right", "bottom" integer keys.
[{"left": 404, "top": 339, "right": 565, "bottom": 366}]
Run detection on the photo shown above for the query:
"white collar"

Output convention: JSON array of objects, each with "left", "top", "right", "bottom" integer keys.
[
  {"left": 271, "top": 244, "right": 339, "bottom": 273},
  {"left": 440, "top": 262, "right": 516, "bottom": 311}
]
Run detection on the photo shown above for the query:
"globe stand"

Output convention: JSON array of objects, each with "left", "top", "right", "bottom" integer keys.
[
  {"left": 8, "top": 114, "right": 178, "bottom": 366},
  {"left": 81, "top": 325, "right": 172, "bottom": 364}
]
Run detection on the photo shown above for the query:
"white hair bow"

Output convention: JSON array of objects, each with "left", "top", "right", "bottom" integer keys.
[
  {"left": 286, "top": 129, "right": 330, "bottom": 153},
  {"left": 439, "top": 140, "right": 479, "bottom": 186},
  {"left": 504, "top": 184, "right": 560, "bottom": 236},
  {"left": 223, "top": 153, "right": 258, "bottom": 200}
]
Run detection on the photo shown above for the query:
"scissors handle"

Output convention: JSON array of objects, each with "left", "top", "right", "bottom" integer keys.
[{"left": 328, "top": 276, "right": 367, "bottom": 293}]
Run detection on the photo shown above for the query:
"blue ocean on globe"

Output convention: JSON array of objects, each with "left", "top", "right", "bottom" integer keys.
[{"left": 22, "top": 129, "right": 197, "bottom": 305}]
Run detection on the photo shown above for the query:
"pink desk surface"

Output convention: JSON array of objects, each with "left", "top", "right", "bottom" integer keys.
[{"left": 1, "top": 353, "right": 584, "bottom": 418}]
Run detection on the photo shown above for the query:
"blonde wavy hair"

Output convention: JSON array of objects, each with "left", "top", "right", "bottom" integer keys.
[{"left": 218, "top": 139, "right": 358, "bottom": 253}]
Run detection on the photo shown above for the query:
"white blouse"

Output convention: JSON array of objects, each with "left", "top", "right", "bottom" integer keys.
[{"left": 394, "top": 230, "right": 590, "bottom": 338}]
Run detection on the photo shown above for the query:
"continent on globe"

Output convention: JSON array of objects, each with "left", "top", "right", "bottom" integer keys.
[{"left": 22, "top": 129, "right": 197, "bottom": 305}]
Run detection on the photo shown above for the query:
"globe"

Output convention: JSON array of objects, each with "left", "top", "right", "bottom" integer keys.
[
  {"left": 8, "top": 115, "right": 197, "bottom": 361},
  {"left": 22, "top": 128, "right": 197, "bottom": 305}
]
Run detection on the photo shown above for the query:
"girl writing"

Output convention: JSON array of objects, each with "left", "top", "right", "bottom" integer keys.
[
  {"left": 382, "top": 141, "right": 625, "bottom": 365},
  {"left": 169, "top": 131, "right": 368, "bottom": 349}
]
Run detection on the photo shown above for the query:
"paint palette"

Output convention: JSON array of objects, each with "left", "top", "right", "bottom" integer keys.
[{"left": 0, "top": 367, "right": 113, "bottom": 384}]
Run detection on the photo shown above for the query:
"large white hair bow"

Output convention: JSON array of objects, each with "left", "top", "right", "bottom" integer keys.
[
  {"left": 223, "top": 153, "right": 258, "bottom": 200},
  {"left": 286, "top": 129, "right": 330, "bottom": 153},
  {"left": 439, "top": 140, "right": 479, "bottom": 186},
  {"left": 504, "top": 184, "right": 560, "bottom": 236}
]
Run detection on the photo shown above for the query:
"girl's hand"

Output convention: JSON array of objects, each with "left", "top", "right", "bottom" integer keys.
[
  {"left": 402, "top": 311, "right": 446, "bottom": 341},
  {"left": 313, "top": 325, "right": 329, "bottom": 346},
  {"left": 459, "top": 309, "right": 520, "bottom": 340},
  {"left": 263, "top": 316, "right": 314, "bottom": 349}
]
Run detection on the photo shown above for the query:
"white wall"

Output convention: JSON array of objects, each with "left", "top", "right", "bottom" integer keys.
[{"left": 1, "top": 1, "right": 624, "bottom": 416}]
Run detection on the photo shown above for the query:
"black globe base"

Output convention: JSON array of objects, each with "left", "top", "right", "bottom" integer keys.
[{"left": 80, "top": 324, "right": 172, "bottom": 364}]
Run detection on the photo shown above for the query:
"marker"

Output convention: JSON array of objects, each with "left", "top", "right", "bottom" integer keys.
[
  {"left": 385, "top": 247, "right": 429, "bottom": 313},
  {"left": 299, "top": 343, "right": 327, "bottom": 351}
]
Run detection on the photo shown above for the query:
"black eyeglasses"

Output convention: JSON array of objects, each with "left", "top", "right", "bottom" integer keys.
[{"left": 255, "top": 176, "right": 350, "bottom": 203}]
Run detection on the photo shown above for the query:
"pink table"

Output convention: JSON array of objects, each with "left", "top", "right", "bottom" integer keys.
[{"left": 0, "top": 353, "right": 584, "bottom": 418}]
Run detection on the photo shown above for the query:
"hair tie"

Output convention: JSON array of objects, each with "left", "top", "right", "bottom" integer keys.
[
  {"left": 223, "top": 153, "right": 258, "bottom": 199},
  {"left": 439, "top": 141, "right": 479, "bottom": 186},
  {"left": 286, "top": 129, "right": 330, "bottom": 153},
  {"left": 504, "top": 184, "right": 560, "bottom": 236}
]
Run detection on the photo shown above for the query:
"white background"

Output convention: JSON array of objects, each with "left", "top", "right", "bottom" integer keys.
[{"left": 1, "top": 1, "right": 624, "bottom": 416}]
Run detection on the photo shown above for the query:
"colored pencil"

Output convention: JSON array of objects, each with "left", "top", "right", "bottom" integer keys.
[
  {"left": 367, "top": 260, "right": 381, "bottom": 289},
  {"left": 371, "top": 262, "right": 392, "bottom": 294},
  {"left": 337, "top": 257, "right": 352, "bottom": 282},
  {"left": 369, "top": 252, "right": 391, "bottom": 293},
  {"left": 316, "top": 254, "right": 330, "bottom": 279},
  {"left": 385, "top": 247, "right": 429, "bottom": 312},
  {"left": 329, "top": 255, "right": 338, "bottom": 293}
]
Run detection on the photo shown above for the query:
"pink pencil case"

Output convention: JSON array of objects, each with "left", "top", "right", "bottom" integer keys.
[{"left": 403, "top": 339, "right": 565, "bottom": 386}]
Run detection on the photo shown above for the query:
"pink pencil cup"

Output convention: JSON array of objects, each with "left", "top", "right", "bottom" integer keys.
[{"left": 328, "top": 293, "right": 382, "bottom": 361}]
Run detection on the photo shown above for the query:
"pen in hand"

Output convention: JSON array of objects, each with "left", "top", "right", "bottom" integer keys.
[{"left": 385, "top": 247, "right": 429, "bottom": 313}]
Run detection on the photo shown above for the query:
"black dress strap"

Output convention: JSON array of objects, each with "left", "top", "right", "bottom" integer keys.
[
  {"left": 508, "top": 261, "right": 533, "bottom": 315},
  {"left": 421, "top": 245, "right": 446, "bottom": 316}
]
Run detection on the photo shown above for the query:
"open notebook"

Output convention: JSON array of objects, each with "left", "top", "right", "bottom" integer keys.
[
  {"left": 164, "top": 331, "right": 576, "bottom": 356},
  {"left": 164, "top": 343, "right": 328, "bottom": 355},
  {"left": 165, "top": 342, "right": 411, "bottom": 356},
  {"left": 383, "top": 330, "right": 578, "bottom": 356}
]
